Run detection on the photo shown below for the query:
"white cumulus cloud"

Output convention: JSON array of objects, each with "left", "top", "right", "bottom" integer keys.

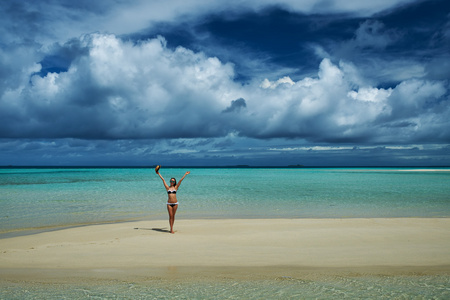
[{"left": 0, "top": 32, "right": 448, "bottom": 146}]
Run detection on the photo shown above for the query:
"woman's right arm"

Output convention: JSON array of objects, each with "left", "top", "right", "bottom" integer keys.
[{"left": 157, "top": 172, "right": 169, "bottom": 190}]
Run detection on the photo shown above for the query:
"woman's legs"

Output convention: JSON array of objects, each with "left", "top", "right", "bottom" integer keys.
[{"left": 167, "top": 204, "right": 178, "bottom": 233}]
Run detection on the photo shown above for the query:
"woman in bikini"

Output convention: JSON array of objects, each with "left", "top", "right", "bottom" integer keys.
[{"left": 156, "top": 166, "right": 190, "bottom": 234}]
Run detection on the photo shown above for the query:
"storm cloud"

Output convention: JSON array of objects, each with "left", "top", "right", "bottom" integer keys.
[
  {"left": 1, "top": 34, "right": 447, "bottom": 144},
  {"left": 0, "top": 0, "right": 449, "bottom": 166}
]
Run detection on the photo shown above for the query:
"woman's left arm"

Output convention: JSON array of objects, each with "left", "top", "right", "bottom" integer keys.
[{"left": 176, "top": 171, "right": 190, "bottom": 188}]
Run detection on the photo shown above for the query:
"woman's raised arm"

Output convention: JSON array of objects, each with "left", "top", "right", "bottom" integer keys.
[
  {"left": 157, "top": 171, "right": 169, "bottom": 190},
  {"left": 176, "top": 171, "right": 190, "bottom": 188}
]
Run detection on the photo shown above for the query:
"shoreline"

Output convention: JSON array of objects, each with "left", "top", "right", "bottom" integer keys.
[
  {"left": 1, "top": 218, "right": 449, "bottom": 282},
  {"left": 2, "top": 265, "right": 450, "bottom": 285}
]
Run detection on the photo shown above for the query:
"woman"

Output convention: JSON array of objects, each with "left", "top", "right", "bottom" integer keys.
[{"left": 156, "top": 166, "right": 190, "bottom": 234}]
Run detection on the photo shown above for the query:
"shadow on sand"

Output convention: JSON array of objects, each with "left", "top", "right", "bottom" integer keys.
[{"left": 134, "top": 227, "right": 171, "bottom": 233}]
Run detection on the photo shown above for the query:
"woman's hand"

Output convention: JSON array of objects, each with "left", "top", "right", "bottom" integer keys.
[{"left": 185, "top": 171, "right": 190, "bottom": 175}]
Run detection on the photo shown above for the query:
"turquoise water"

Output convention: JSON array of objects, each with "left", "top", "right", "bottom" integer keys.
[
  {"left": 0, "top": 167, "right": 449, "bottom": 233},
  {"left": 1, "top": 167, "right": 449, "bottom": 299},
  {"left": 1, "top": 275, "right": 449, "bottom": 299}
]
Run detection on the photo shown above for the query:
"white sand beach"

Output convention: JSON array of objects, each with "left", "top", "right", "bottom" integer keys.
[{"left": 1, "top": 218, "right": 449, "bottom": 282}]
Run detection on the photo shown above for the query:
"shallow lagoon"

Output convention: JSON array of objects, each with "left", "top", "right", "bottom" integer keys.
[
  {"left": 2, "top": 274, "right": 449, "bottom": 299},
  {"left": 1, "top": 167, "right": 449, "bottom": 233}
]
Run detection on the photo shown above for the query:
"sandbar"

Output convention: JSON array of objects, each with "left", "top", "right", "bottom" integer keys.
[{"left": 1, "top": 218, "right": 449, "bottom": 282}]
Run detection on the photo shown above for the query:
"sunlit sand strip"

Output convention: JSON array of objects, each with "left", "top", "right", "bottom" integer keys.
[
  {"left": 328, "top": 168, "right": 450, "bottom": 172},
  {"left": 1, "top": 218, "right": 449, "bottom": 282}
]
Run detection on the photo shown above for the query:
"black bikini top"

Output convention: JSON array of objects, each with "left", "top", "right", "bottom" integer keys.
[{"left": 167, "top": 190, "right": 177, "bottom": 194}]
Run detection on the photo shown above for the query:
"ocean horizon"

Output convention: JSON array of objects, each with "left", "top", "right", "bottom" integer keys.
[{"left": 2, "top": 165, "right": 450, "bottom": 168}]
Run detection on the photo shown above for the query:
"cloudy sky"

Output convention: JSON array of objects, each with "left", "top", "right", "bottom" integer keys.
[{"left": 1, "top": 0, "right": 449, "bottom": 166}]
